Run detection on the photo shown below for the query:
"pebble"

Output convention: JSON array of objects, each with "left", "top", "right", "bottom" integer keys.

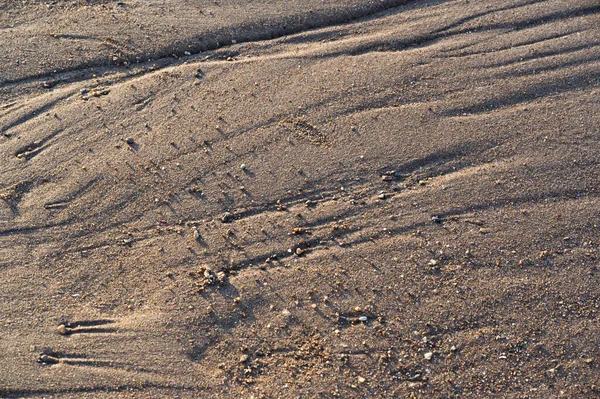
[
  {"left": 221, "top": 212, "right": 234, "bottom": 223},
  {"left": 42, "top": 80, "right": 57, "bottom": 89},
  {"left": 38, "top": 354, "right": 59, "bottom": 365},
  {"left": 240, "top": 163, "right": 248, "bottom": 171},
  {"left": 357, "top": 376, "right": 366, "bottom": 384},
  {"left": 56, "top": 324, "right": 70, "bottom": 335},
  {"left": 431, "top": 216, "right": 442, "bottom": 224},
  {"left": 239, "top": 354, "right": 249, "bottom": 363},
  {"left": 424, "top": 352, "right": 433, "bottom": 360},
  {"left": 126, "top": 137, "right": 135, "bottom": 145},
  {"left": 193, "top": 228, "right": 200, "bottom": 240},
  {"left": 358, "top": 316, "right": 368, "bottom": 322}
]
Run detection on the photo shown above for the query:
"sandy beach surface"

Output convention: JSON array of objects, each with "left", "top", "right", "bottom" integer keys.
[{"left": 1, "top": 0, "right": 599, "bottom": 397}]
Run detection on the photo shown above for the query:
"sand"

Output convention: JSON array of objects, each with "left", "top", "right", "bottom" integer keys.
[{"left": 1, "top": 0, "right": 599, "bottom": 397}]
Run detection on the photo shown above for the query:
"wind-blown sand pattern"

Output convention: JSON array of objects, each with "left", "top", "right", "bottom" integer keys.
[{"left": 1, "top": 0, "right": 599, "bottom": 397}]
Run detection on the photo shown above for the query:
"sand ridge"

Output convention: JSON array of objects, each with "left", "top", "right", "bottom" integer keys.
[{"left": 1, "top": 0, "right": 599, "bottom": 397}]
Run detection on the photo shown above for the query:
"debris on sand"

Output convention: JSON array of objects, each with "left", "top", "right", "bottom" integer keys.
[
  {"left": 56, "top": 324, "right": 71, "bottom": 335},
  {"left": 37, "top": 354, "right": 59, "bottom": 365},
  {"left": 221, "top": 212, "right": 234, "bottom": 223}
]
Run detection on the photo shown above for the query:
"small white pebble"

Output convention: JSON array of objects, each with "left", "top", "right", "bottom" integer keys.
[{"left": 424, "top": 352, "right": 433, "bottom": 360}]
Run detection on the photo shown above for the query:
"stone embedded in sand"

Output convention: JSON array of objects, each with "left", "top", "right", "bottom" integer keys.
[
  {"left": 239, "top": 354, "right": 249, "bottom": 363},
  {"left": 56, "top": 324, "right": 70, "bottom": 335},
  {"left": 424, "top": 352, "right": 433, "bottom": 360},
  {"left": 240, "top": 163, "right": 248, "bottom": 171},
  {"left": 126, "top": 137, "right": 135, "bottom": 145},
  {"left": 42, "top": 80, "right": 57, "bottom": 89},
  {"left": 38, "top": 354, "right": 59, "bottom": 364},
  {"left": 221, "top": 212, "right": 234, "bottom": 223}
]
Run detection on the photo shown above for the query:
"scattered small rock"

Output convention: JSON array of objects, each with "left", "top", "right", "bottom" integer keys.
[
  {"left": 239, "top": 354, "right": 249, "bottom": 363},
  {"left": 424, "top": 352, "right": 433, "bottom": 360},
  {"left": 221, "top": 212, "right": 234, "bottom": 223},
  {"left": 38, "top": 354, "right": 59, "bottom": 365},
  {"left": 292, "top": 227, "right": 310, "bottom": 235},
  {"left": 42, "top": 80, "right": 58, "bottom": 89},
  {"left": 56, "top": 324, "right": 70, "bottom": 335},
  {"left": 125, "top": 137, "right": 135, "bottom": 145},
  {"left": 431, "top": 216, "right": 442, "bottom": 224},
  {"left": 240, "top": 163, "right": 248, "bottom": 171}
]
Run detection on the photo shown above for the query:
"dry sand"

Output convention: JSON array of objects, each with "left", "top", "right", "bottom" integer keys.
[{"left": 1, "top": 0, "right": 599, "bottom": 397}]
